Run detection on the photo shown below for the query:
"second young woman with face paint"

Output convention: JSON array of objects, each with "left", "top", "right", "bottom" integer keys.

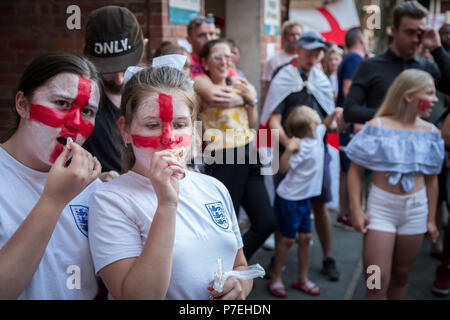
[
  {"left": 346, "top": 69, "right": 443, "bottom": 299},
  {"left": 88, "top": 66, "right": 253, "bottom": 300},
  {"left": 0, "top": 52, "right": 102, "bottom": 299}
]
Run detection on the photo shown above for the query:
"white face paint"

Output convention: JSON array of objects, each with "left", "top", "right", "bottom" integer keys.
[
  {"left": 22, "top": 72, "right": 100, "bottom": 166},
  {"left": 128, "top": 92, "right": 192, "bottom": 172}
]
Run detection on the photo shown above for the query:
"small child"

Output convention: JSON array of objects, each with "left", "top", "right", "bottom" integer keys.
[{"left": 267, "top": 105, "right": 342, "bottom": 298}]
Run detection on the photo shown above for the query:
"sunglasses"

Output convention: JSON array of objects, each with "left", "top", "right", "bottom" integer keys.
[
  {"left": 193, "top": 16, "right": 215, "bottom": 26},
  {"left": 212, "top": 53, "right": 232, "bottom": 62}
]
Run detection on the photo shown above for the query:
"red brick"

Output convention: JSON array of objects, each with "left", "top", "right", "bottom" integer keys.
[
  {"left": 0, "top": 52, "right": 16, "bottom": 62},
  {"left": 10, "top": 40, "right": 38, "bottom": 51},
  {"left": 40, "top": 4, "right": 49, "bottom": 14},
  {"left": 149, "top": 26, "right": 163, "bottom": 37},
  {"left": 0, "top": 5, "right": 14, "bottom": 15},
  {"left": 17, "top": 51, "right": 40, "bottom": 63},
  {"left": 79, "top": 4, "right": 103, "bottom": 15},
  {"left": 172, "top": 27, "right": 187, "bottom": 39},
  {"left": 53, "top": 39, "right": 76, "bottom": 51},
  {"left": 136, "top": 15, "right": 146, "bottom": 25},
  {"left": 0, "top": 75, "right": 18, "bottom": 86},
  {"left": 129, "top": 2, "right": 146, "bottom": 14},
  {"left": 52, "top": 4, "right": 61, "bottom": 14},
  {"left": 0, "top": 86, "right": 16, "bottom": 98},
  {"left": 21, "top": 16, "right": 39, "bottom": 27}
]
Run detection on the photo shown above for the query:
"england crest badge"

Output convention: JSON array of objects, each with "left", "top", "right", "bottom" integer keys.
[
  {"left": 205, "top": 201, "right": 229, "bottom": 230},
  {"left": 69, "top": 205, "right": 89, "bottom": 237}
]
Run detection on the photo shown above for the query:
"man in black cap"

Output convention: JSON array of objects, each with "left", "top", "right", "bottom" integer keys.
[
  {"left": 262, "top": 30, "right": 341, "bottom": 282},
  {"left": 83, "top": 5, "right": 148, "bottom": 178}
]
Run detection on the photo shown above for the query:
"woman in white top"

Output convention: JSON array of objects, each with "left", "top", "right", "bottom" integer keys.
[
  {"left": 346, "top": 69, "right": 443, "bottom": 299},
  {"left": 324, "top": 46, "right": 343, "bottom": 104},
  {"left": 0, "top": 52, "right": 102, "bottom": 299},
  {"left": 88, "top": 66, "right": 252, "bottom": 300}
]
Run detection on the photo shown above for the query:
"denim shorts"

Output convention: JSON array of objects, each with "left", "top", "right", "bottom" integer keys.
[{"left": 274, "top": 195, "right": 312, "bottom": 238}]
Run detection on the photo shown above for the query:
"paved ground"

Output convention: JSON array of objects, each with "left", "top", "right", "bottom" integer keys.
[{"left": 244, "top": 209, "right": 450, "bottom": 300}]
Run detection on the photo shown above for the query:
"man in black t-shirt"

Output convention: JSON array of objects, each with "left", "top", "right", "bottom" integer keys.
[{"left": 82, "top": 6, "right": 148, "bottom": 179}]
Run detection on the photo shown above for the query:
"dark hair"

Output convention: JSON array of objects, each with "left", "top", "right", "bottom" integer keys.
[
  {"left": 120, "top": 66, "right": 198, "bottom": 172},
  {"left": 226, "top": 39, "right": 239, "bottom": 50},
  {"left": 199, "top": 39, "right": 232, "bottom": 85},
  {"left": 345, "top": 27, "right": 363, "bottom": 49},
  {"left": 393, "top": 1, "right": 428, "bottom": 29},
  {"left": 153, "top": 43, "right": 189, "bottom": 59},
  {"left": 2, "top": 52, "right": 101, "bottom": 142},
  {"left": 439, "top": 23, "right": 450, "bottom": 34},
  {"left": 199, "top": 38, "right": 230, "bottom": 60}
]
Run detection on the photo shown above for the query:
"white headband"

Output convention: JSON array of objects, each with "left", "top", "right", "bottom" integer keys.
[{"left": 123, "top": 54, "right": 191, "bottom": 85}]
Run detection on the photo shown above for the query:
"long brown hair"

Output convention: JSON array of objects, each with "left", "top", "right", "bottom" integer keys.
[{"left": 120, "top": 66, "right": 198, "bottom": 172}]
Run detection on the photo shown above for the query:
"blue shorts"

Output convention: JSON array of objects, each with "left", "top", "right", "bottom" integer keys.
[{"left": 274, "top": 195, "right": 312, "bottom": 239}]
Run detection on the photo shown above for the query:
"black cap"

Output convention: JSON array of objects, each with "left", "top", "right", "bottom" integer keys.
[{"left": 84, "top": 6, "right": 144, "bottom": 73}]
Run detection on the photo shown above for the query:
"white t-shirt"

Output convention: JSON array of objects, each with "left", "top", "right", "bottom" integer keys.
[
  {"left": 262, "top": 50, "right": 297, "bottom": 81},
  {"left": 277, "top": 124, "right": 326, "bottom": 201},
  {"left": 88, "top": 169, "right": 243, "bottom": 300},
  {"left": 0, "top": 147, "right": 99, "bottom": 300},
  {"left": 329, "top": 74, "right": 339, "bottom": 95}
]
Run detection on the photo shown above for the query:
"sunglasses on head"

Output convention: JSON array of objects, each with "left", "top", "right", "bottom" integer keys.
[{"left": 193, "top": 16, "right": 215, "bottom": 25}]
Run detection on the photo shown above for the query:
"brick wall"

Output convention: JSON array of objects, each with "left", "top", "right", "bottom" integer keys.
[{"left": 0, "top": 0, "right": 203, "bottom": 141}]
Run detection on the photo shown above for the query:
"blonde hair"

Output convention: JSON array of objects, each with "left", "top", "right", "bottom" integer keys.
[
  {"left": 281, "top": 20, "right": 303, "bottom": 37},
  {"left": 120, "top": 66, "right": 198, "bottom": 172},
  {"left": 324, "top": 46, "right": 343, "bottom": 76},
  {"left": 286, "top": 106, "right": 321, "bottom": 138},
  {"left": 375, "top": 69, "right": 434, "bottom": 118}
]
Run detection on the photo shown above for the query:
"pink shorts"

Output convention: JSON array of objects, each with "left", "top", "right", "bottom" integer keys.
[{"left": 366, "top": 184, "right": 428, "bottom": 235}]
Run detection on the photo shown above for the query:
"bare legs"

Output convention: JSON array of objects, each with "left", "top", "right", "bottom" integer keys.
[
  {"left": 271, "top": 232, "right": 313, "bottom": 289},
  {"left": 311, "top": 202, "right": 332, "bottom": 259},
  {"left": 364, "top": 230, "right": 424, "bottom": 299}
]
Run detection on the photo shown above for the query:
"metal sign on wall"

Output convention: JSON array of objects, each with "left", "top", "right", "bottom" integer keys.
[
  {"left": 169, "top": 0, "right": 201, "bottom": 25},
  {"left": 264, "top": 0, "right": 280, "bottom": 36}
]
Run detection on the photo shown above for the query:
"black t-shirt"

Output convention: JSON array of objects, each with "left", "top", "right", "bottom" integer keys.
[
  {"left": 344, "top": 46, "right": 450, "bottom": 124},
  {"left": 273, "top": 69, "right": 328, "bottom": 154},
  {"left": 83, "top": 95, "right": 124, "bottom": 172}
]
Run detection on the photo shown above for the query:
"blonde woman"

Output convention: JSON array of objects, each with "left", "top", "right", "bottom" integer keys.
[
  {"left": 346, "top": 69, "right": 443, "bottom": 299},
  {"left": 324, "top": 46, "right": 343, "bottom": 103}
]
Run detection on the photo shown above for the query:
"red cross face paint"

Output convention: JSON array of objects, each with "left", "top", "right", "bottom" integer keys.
[
  {"left": 25, "top": 73, "right": 100, "bottom": 164},
  {"left": 131, "top": 93, "right": 192, "bottom": 150},
  {"left": 129, "top": 92, "right": 193, "bottom": 169}
]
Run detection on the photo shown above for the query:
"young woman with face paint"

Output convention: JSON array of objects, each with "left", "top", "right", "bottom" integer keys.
[
  {"left": 346, "top": 69, "right": 444, "bottom": 299},
  {"left": 88, "top": 66, "right": 252, "bottom": 300},
  {"left": 198, "top": 39, "right": 275, "bottom": 261},
  {"left": 0, "top": 52, "right": 102, "bottom": 299}
]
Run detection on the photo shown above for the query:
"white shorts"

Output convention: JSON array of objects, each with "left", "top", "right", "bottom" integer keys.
[{"left": 366, "top": 184, "right": 428, "bottom": 235}]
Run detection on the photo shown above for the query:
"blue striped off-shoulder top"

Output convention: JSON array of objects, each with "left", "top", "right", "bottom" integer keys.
[{"left": 344, "top": 118, "right": 445, "bottom": 192}]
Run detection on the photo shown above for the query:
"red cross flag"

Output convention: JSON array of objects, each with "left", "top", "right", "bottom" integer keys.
[{"left": 290, "top": 0, "right": 360, "bottom": 45}]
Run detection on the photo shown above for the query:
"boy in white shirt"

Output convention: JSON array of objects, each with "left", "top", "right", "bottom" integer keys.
[{"left": 267, "top": 106, "right": 341, "bottom": 298}]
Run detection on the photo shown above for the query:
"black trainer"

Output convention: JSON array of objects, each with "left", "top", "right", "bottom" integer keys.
[{"left": 321, "top": 257, "right": 340, "bottom": 281}]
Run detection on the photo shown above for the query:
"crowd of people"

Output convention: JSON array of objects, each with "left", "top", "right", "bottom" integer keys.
[{"left": 0, "top": 0, "right": 449, "bottom": 300}]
